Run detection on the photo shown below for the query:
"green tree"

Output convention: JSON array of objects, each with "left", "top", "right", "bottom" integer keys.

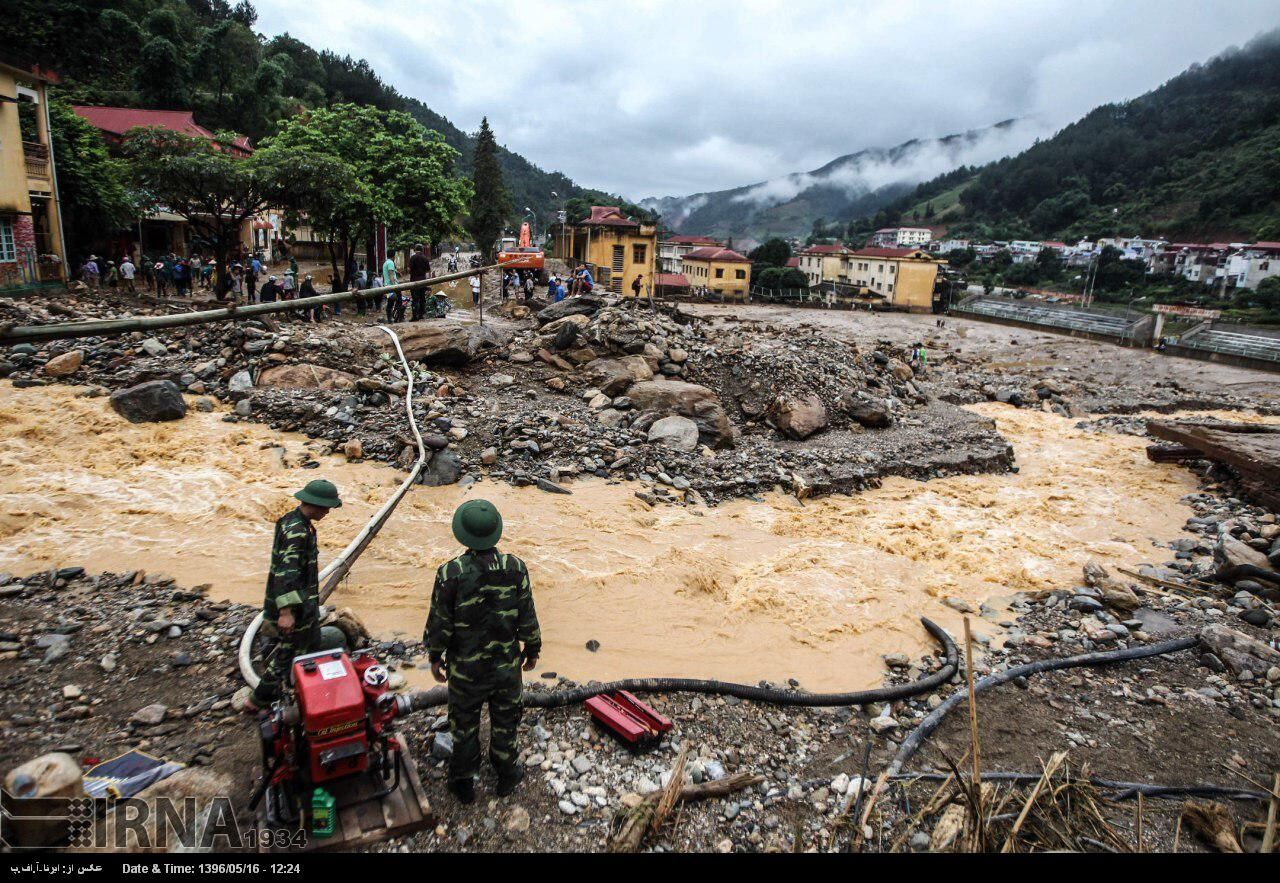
[
  {"left": 136, "top": 37, "right": 188, "bottom": 108},
  {"left": 748, "top": 237, "right": 791, "bottom": 267},
  {"left": 194, "top": 20, "right": 260, "bottom": 127},
  {"left": 124, "top": 128, "right": 347, "bottom": 295},
  {"left": 48, "top": 100, "right": 137, "bottom": 258},
  {"left": 1251, "top": 275, "right": 1280, "bottom": 312},
  {"left": 466, "top": 117, "right": 511, "bottom": 261},
  {"left": 262, "top": 103, "right": 470, "bottom": 288}
]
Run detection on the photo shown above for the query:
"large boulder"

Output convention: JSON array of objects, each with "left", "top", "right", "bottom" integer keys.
[
  {"left": 536, "top": 295, "right": 605, "bottom": 326},
  {"left": 388, "top": 323, "right": 509, "bottom": 365},
  {"left": 647, "top": 415, "right": 699, "bottom": 452},
  {"left": 839, "top": 393, "right": 893, "bottom": 429},
  {"left": 420, "top": 449, "right": 462, "bottom": 486},
  {"left": 767, "top": 392, "right": 829, "bottom": 440},
  {"left": 110, "top": 380, "right": 186, "bottom": 423},
  {"left": 628, "top": 380, "right": 733, "bottom": 448},
  {"left": 1199, "top": 623, "right": 1280, "bottom": 677},
  {"left": 256, "top": 363, "right": 357, "bottom": 390},
  {"left": 1082, "top": 561, "right": 1140, "bottom": 612},
  {"left": 541, "top": 314, "right": 591, "bottom": 337},
  {"left": 1215, "top": 534, "right": 1272, "bottom": 582},
  {"left": 585, "top": 356, "right": 654, "bottom": 396},
  {"left": 43, "top": 350, "right": 83, "bottom": 377}
]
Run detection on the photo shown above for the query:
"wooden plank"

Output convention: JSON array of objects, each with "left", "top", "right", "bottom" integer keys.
[{"left": 258, "top": 736, "right": 432, "bottom": 853}]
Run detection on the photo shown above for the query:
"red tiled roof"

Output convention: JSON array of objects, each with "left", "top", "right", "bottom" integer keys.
[
  {"left": 785, "top": 257, "right": 800, "bottom": 268},
  {"left": 72, "top": 106, "right": 252, "bottom": 155},
  {"left": 683, "top": 246, "right": 750, "bottom": 263},
  {"left": 849, "top": 247, "right": 922, "bottom": 259},
  {"left": 665, "top": 235, "right": 720, "bottom": 246},
  {"left": 583, "top": 205, "right": 639, "bottom": 227},
  {"left": 655, "top": 273, "right": 690, "bottom": 288},
  {"left": 798, "top": 244, "right": 848, "bottom": 255},
  {"left": 1250, "top": 241, "right": 1280, "bottom": 250}
]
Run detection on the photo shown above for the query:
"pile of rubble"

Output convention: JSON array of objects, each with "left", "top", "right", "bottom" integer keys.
[{"left": 3, "top": 291, "right": 1018, "bottom": 505}]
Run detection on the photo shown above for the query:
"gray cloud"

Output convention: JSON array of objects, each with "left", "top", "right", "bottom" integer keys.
[{"left": 253, "top": 0, "right": 1280, "bottom": 199}]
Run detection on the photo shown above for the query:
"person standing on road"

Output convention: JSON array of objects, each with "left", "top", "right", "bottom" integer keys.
[
  {"left": 81, "top": 256, "right": 100, "bottom": 290},
  {"left": 469, "top": 272, "right": 482, "bottom": 309},
  {"left": 409, "top": 243, "right": 431, "bottom": 321},
  {"left": 426, "top": 500, "right": 540, "bottom": 804},
  {"left": 119, "top": 257, "right": 136, "bottom": 293},
  {"left": 382, "top": 250, "right": 404, "bottom": 322}
]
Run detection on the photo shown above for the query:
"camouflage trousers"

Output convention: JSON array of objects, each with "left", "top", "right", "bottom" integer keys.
[
  {"left": 253, "top": 624, "right": 347, "bottom": 704},
  {"left": 447, "top": 673, "right": 523, "bottom": 783}
]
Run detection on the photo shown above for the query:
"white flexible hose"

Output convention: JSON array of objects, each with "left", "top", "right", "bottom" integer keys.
[{"left": 238, "top": 325, "right": 428, "bottom": 689}]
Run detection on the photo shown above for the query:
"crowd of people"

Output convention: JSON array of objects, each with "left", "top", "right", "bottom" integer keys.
[
  {"left": 75, "top": 244, "right": 625, "bottom": 327},
  {"left": 78, "top": 252, "right": 217, "bottom": 297}
]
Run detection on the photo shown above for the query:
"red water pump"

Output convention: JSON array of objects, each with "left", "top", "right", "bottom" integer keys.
[{"left": 251, "top": 648, "right": 411, "bottom": 827}]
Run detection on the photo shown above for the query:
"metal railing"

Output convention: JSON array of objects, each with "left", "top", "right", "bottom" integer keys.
[
  {"left": 22, "top": 141, "right": 50, "bottom": 179},
  {"left": 1175, "top": 328, "right": 1280, "bottom": 363},
  {"left": 956, "top": 296, "right": 1144, "bottom": 339}
]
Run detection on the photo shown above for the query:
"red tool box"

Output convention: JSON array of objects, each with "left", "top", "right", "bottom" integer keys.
[{"left": 584, "top": 691, "right": 673, "bottom": 748}]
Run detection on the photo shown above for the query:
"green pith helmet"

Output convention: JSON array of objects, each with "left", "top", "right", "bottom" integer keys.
[
  {"left": 294, "top": 479, "right": 343, "bottom": 509},
  {"left": 452, "top": 499, "right": 502, "bottom": 550}
]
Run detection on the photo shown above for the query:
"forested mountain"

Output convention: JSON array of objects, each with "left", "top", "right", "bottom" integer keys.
[
  {"left": 641, "top": 120, "right": 1039, "bottom": 243},
  {"left": 1, "top": 0, "right": 614, "bottom": 225},
  {"left": 895, "top": 28, "right": 1280, "bottom": 244}
]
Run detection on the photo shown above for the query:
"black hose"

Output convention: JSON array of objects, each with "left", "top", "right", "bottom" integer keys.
[
  {"left": 1219, "top": 563, "right": 1280, "bottom": 587},
  {"left": 406, "top": 616, "right": 958, "bottom": 713},
  {"left": 885, "top": 635, "right": 1199, "bottom": 778},
  {"left": 889, "top": 772, "right": 1271, "bottom": 803}
]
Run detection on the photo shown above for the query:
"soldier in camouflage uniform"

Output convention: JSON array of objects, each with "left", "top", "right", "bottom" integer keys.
[
  {"left": 426, "top": 500, "right": 541, "bottom": 804},
  {"left": 249, "top": 479, "right": 348, "bottom": 709}
]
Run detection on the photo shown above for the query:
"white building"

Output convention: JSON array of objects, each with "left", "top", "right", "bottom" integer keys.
[
  {"left": 869, "top": 227, "right": 932, "bottom": 248},
  {"left": 658, "top": 235, "right": 721, "bottom": 274},
  {"left": 1224, "top": 242, "right": 1280, "bottom": 290}
]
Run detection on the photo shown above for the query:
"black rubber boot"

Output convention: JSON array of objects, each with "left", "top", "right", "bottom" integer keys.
[
  {"left": 495, "top": 767, "right": 525, "bottom": 797},
  {"left": 449, "top": 778, "right": 476, "bottom": 805}
]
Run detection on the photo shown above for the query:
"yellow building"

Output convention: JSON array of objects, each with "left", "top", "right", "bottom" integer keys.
[
  {"left": 681, "top": 246, "right": 752, "bottom": 300},
  {"left": 841, "top": 247, "right": 943, "bottom": 312},
  {"left": 795, "top": 244, "right": 853, "bottom": 287},
  {"left": 0, "top": 61, "right": 67, "bottom": 288},
  {"left": 549, "top": 205, "right": 656, "bottom": 297}
]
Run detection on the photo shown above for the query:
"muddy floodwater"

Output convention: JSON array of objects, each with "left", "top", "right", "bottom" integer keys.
[{"left": 0, "top": 382, "right": 1220, "bottom": 690}]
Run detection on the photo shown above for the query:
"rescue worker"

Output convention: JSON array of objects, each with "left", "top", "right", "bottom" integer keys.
[
  {"left": 247, "top": 479, "right": 348, "bottom": 710},
  {"left": 426, "top": 500, "right": 540, "bottom": 804}
]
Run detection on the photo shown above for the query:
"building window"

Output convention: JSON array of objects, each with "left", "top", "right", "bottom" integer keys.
[
  {"left": 736, "top": 269, "right": 745, "bottom": 279},
  {"left": 715, "top": 268, "right": 724, "bottom": 278},
  {"left": 0, "top": 218, "right": 15, "bottom": 263},
  {"left": 633, "top": 244, "right": 647, "bottom": 264}
]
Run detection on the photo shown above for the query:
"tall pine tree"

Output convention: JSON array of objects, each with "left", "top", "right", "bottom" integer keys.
[{"left": 465, "top": 117, "right": 511, "bottom": 260}]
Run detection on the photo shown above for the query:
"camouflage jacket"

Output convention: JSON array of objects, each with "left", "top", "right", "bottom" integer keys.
[
  {"left": 263, "top": 507, "right": 319, "bottom": 627},
  {"left": 425, "top": 548, "right": 541, "bottom": 673}
]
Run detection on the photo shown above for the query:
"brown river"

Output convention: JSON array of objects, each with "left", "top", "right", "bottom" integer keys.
[{"left": 0, "top": 382, "right": 1231, "bottom": 690}]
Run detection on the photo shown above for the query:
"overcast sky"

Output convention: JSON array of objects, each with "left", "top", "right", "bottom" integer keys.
[{"left": 254, "top": 0, "right": 1280, "bottom": 200}]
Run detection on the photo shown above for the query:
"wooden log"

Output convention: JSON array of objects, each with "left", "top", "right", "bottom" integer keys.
[
  {"left": 608, "top": 771, "right": 763, "bottom": 853},
  {"left": 1145, "top": 444, "right": 1205, "bottom": 463}
]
